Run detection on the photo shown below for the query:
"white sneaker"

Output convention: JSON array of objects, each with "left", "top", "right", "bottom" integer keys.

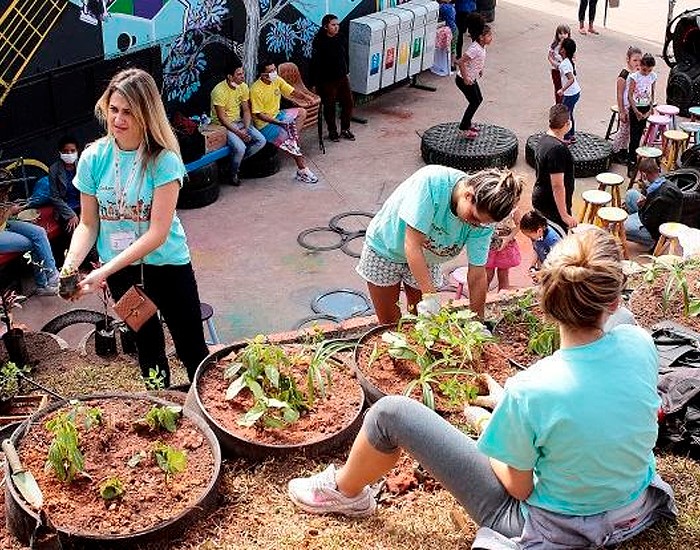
[
  {"left": 288, "top": 464, "right": 376, "bottom": 517},
  {"left": 295, "top": 167, "right": 319, "bottom": 184},
  {"left": 35, "top": 284, "right": 58, "bottom": 297}
]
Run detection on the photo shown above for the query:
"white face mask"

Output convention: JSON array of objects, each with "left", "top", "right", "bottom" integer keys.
[
  {"left": 268, "top": 70, "right": 278, "bottom": 81},
  {"left": 60, "top": 152, "right": 78, "bottom": 164}
]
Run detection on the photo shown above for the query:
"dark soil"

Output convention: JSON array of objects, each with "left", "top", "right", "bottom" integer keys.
[
  {"left": 198, "top": 345, "right": 364, "bottom": 446},
  {"left": 15, "top": 397, "right": 215, "bottom": 537}
]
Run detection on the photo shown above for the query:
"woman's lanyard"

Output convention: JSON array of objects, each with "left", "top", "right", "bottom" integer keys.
[{"left": 113, "top": 143, "right": 142, "bottom": 220}]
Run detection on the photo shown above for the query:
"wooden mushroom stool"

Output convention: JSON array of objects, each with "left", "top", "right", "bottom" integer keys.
[
  {"left": 628, "top": 146, "right": 662, "bottom": 190},
  {"left": 595, "top": 172, "right": 624, "bottom": 207},
  {"left": 656, "top": 104, "right": 680, "bottom": 129},
  {"left": 596, "top": 206, "right": 629, "bottom": 259},
  {"left": 652, "top": 222, "right": 688, "bottom": 257},
  {"left": 661, "top": 129, "right": 689, "bottom": 171},
  {"left": 679, "top": 121, "right": 700, "bottom": 146},
  {"left": 579, "top": 189, "right": 612, "bottom": 225},
  {"left": 605, "top": 104, "right": 620, "bottom": 140}
]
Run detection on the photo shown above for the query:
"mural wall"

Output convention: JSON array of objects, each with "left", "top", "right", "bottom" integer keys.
[{"left": 0, "top": 0, "right": 375, "bottom": 162}]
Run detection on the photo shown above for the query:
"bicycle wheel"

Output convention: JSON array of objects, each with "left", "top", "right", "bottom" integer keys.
[{"left": 2, "top": 157, "right": 49, "bottom": 198}]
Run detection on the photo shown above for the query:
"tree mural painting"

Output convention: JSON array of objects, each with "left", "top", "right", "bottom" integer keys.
[
  {"left": 241, "top": 0, "right": 317, "bottom": 81},
  {"left": 162, "top": 0, "right": 238, "bottom": 102}
]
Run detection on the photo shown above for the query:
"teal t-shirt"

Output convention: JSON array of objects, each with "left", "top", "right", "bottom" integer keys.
[
  {"left": 73, "top": 138, "right": 191, "bottom": 266},
  {"left": 365, "top": 165, "right": 493, "bottom": 265},
  {"left": 477, "top": 324, "right": 659, "bottom": 516}
]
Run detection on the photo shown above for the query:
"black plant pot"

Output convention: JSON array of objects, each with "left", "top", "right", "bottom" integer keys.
[
  {"left": 2, "top": 329, "right": 28, "bottom": 367},
  {"left": 58, "top": 273, "right": 79, "bottom": 299},
  {"left": 94, "top": 320, "right": 117, "bottom": 357},
  {"left": 118, "top": 325, "right": 138, "bottom": 356}
]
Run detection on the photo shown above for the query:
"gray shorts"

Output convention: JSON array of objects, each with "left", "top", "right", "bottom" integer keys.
[{"left": 356, "top": 245, "right": 442, "bottom": 289}]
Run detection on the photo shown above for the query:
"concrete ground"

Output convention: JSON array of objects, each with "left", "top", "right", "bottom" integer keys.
[{"left": 14, "top": 0, "right": 691, "bottom": 344}]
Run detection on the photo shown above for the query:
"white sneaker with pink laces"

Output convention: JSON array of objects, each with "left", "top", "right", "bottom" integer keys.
[{"left": 288, "top": 464, "right": 377, "bottom": 517}]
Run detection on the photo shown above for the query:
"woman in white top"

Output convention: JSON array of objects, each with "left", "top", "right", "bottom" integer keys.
[
  {"left": 455, "top": 14, "right": 491, "bottom": 140},
  {"left": 556, "top": 37, "right": 581, "bottom": 143}
]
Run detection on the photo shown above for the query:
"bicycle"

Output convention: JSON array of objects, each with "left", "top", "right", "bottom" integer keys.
[{"left": 0, "top": 150, "right": 49, "bottom": 200}]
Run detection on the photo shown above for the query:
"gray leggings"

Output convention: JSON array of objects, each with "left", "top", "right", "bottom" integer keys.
[{"left": 364, "top": 395, "right": 525, "bottom": 537}]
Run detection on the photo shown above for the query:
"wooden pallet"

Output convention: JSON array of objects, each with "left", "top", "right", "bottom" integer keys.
[{"left": 0, "top": 393, "right": 49, "bottom": 425}]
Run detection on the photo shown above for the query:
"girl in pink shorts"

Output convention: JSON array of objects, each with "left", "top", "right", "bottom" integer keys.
[{"left": 485, "top": 209, "right": 521, "bottom": 291}]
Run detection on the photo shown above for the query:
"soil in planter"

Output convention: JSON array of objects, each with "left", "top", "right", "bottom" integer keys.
[
  {"left": 629, "top": 268, "right": 700, "bottom": 333},
  {"left": 198, "top": 346, "right": 363, "bottom": 446},
  {"left": 15, "top": 398, "right": 215, "bottom": 536}
]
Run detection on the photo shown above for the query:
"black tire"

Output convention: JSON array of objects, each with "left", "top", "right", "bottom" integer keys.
[
  {"left": 297, "top": 227, "right": 344, "bottom": 251},
  {"left": 421, "top": 122, "right": 518, "bottom": 171},
  {"left": 328, "top": 211, "right": 375, "bottom": 236},
  {"left": 525, "top": 132, "right": 612, "bottom": 178},
  {"left": 340, "top": 233, "right": 365, "bottom": 258},
  {"left": 292, "top": 314, "right": 341, "bottom": 331},
  {"left": 239, "top": 143, "right": 281, "bottom": 179},
  {"left": 40, "top": 309, "right": 117, "bottom": 334},
  {"left": 178, "top": 163, "right": 220, "bottom": 209}
]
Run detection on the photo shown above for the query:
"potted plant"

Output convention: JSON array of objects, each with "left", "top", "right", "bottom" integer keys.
[
  {"left": 187, "top": 335, "right": 364, "bottom": 460},
  {"left": 4, "top": 393, "right": 222, "bottom": 548},
  {"left": 58, "top": 263, "right": 79, "bottom": 299},
  {"left": 1, "top": 290, "right": 28, "bottom": 367}
]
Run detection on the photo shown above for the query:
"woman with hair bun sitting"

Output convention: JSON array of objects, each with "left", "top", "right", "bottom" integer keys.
[{"left": 287, "top": 229, "right": 677, "bottom": 548}]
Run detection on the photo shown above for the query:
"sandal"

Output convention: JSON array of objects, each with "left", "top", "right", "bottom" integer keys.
[
  {"left": 588, "top": 27, "right": 600, "bottom": 35},
  {"left": 578, "top": 27, "right": 587, "bottom": 35}
]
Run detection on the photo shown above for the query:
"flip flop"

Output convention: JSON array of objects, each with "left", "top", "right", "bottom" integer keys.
[
  {"left": 588, "top": 28, "right": 600, "bottom": 35},
  {"left": 578, "top": 28, "right": 587, "bottom": 35}
]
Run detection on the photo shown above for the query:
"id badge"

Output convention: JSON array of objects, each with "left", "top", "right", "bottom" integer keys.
[{"left": 110, "top": 231, "right": 136, "bottom": 252}]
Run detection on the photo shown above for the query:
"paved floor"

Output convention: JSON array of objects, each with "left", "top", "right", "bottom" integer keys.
[{"left": 14, "top": 0, "right": 687, "bottom": 343}]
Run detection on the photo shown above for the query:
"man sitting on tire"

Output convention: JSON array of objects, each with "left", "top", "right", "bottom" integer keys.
[
  {"left": 624, "top": 158, "right": 683, "bottom": 248},
  {"left": 210, "top": 57, "right": 266, "bottom": 186}
]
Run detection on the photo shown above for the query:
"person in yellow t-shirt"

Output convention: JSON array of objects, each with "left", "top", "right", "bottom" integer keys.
[
  {"left": 250, "top": 59, "right": 319, "bottom": 184},
  {"left": 210, "top": 58, "right": 266, "bottom": 186}
]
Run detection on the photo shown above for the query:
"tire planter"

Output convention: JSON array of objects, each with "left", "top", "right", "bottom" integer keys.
[
  {"left": 5, "top": 393, "right": 221, "bottom": 549},
  {"left": 177, "top": 163, "right": 220, "bottom": 210},
  {"left": 41, "top": 309, "right": 117, "bottom": 335},
  {"left": 239, "top": 142, "right": 280, "bottom": 179},
  {"left": 421, "top": 122, "right": 518, "bottom": 171},
  {"left": 292, "top": 314, "right": 342, "bottom": 331},
  {"left": 525, "top": 132, "right": 612, "bottom": 178},
  {"left": 185, "top": 343, "right": 365, "bottom": 460},
  {"left": 328, "top": 211, "right": 375, "bottom": 236},
  {"left": 297, "top": 226, "right": 345, "bottom": 251}
]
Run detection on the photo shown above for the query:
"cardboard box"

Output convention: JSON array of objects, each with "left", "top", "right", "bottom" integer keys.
[{"left": 200, "top": 124, "right": 228, "bottom": 153}]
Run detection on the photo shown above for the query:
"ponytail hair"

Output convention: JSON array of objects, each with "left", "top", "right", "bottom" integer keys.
[
  {"left": 560, "top": 37, "right": 577, "bottom": 76},
  {"left": 467, "top": 168, "right": 523, "bottom": 223},
  {"left": 465, "top": 12, "right": 489, "bottom": 41},
  {"left": 539, "top": 229, "right": 625, "bottom": 329}
]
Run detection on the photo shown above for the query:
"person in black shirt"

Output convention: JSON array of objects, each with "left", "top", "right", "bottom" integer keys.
[
  {"left": 532, "top": 105, "right": 578, "bottom": 230},
  {"left": 309, "top": 14, "right": 355, "bottom": 142}
]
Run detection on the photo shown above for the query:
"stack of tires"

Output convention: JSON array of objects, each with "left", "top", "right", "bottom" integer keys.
[
  {"left": 665, "top": 9, "right": 700, "bottom": 116},
  {"left": 666, "top": 168, "right": 700, "bottom": 229}
]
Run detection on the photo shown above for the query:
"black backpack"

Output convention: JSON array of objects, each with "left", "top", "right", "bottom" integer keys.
[{"left": 639, "top": 180, "right": 684, "bottom": 241}]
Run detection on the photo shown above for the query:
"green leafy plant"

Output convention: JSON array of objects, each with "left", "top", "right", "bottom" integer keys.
[
  {"left": 438, "top": 376, "right": 480, "bottom": 407},
  {"left": 143, "top": 367, "right": 166, "bottom": 391},
  {"left": 527, "top": 323, "right": 560, "bottom": 356},
  {"left": 642, "top": 256, "right": 700, "bottom": 316},
  {"left": 133, "top": 405, "right": 183, "bottom": 433},
  {"left": 305, "top": 339, "right": 354, "bottom": 407},
  {"left": 0, "top": 361, "right": 30, "bottom": 401},
  {"left": 152, "top": 442, "right": 187, "bottom": 483},
  {"left": 99, "top": 477, "right": 125, "bottom": 500},
  {"left": 82, "top": 406, "right": 103, "bottom": 431},
  {"left": 45, "top": 410, "right": 85, "bottom": 483},
  {"left": 498, "top": 291, "right": 560, "bottom": 358}
]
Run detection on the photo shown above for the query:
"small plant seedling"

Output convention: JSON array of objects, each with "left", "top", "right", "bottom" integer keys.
[
  {"left": 527, "top": 323, "right": 560, "bottom": 357},
  {"left": 82, "top": 406, "right": 103, "bottom": 431},
  {"left": 143, "top": 367, "right": 166, "bottom": 391},
  {"left": 152, "top": 442, "right": 187, "bottom": 483},
  {"left": 99, "top": 477, "right": 125, "bottom": 500},
  {"left": 0, "top": 361, "right": 30, "bottom": 401},
  {"left": 133, "top": 405, "right": 183, "bottom": 433},
  {"left": 305, "top": 339, "right": 354, "bottom": 407},
  {"left": 641, "top": 256, "right": 700, "bottom": 317},
  {"left": 438, "top": 376, "right": 479, "bottom": 407},
  {"left": 45, "top": 410, "right": 85, "bottom": 483}
]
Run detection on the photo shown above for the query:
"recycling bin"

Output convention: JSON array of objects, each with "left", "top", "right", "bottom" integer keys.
[
  {"left": 367, "top": 12, "right": 400, "bottom": 88},
  {"left": 397, "top": 1, "right": 427, "bottom": 77},
  {"left": 349, "top": 15, "right": 385, "bottom": 94},
  {"left": 382, "top": 7, "right": 413, "bottom": 82},
  {"left": 410, "top": 0, "right": 439, "bottom": 72}
]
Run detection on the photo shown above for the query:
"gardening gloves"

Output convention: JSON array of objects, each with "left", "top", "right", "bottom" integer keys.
[
  {"left": 472, "top": 374, "right": 504, "bottom": 410},
  {"left": 417, "top": 294, "right": 441, "bottom": 317}
]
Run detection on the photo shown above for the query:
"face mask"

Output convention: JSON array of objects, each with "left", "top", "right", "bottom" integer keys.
[
  {"left": 268, "top": 71, "right": 278, "bottom": 81},
  {"left": 60, "top": 152, "right": 78, "bottom": 164}
]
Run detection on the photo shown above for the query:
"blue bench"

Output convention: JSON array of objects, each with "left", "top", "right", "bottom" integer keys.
[{"left": 184, "top": 146, "right": 230, "bottom": 173}]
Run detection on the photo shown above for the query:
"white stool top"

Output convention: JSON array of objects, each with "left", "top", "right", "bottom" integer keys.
[
  {"left": 582, "top": 189, "right": 612, "bottom": 205},
  {"left": 636, "top": 146, "right": 663, "bottom": 158},
  {"left": 656, "top": 104, "right": 680, "bottom": 116},
  {"left": 663, "top": 129, "right": 689, "bottom": 141},
  {"left": 659, "top": 222, "right": 688, "bottom": 239},
  {"left": 680, "top": 121, "right": 700, "bottom": 132},
  {"left": 690, "top": 106, "right": 700, "bottom": 117},
  {"left": 597, "top": 206, "right": 628, "bottom": 223},
  {"left": 570, "top": 223, "right": 598, "bottom": 234},
  {"left": 647, "top": 114, "right": 671, "bottom": 125},
  {"left": 596, "top": 172, "right": 624, "bottom": 186},
  {"left": 610, "top": 104, "right": 619, "bottom": 113}
]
